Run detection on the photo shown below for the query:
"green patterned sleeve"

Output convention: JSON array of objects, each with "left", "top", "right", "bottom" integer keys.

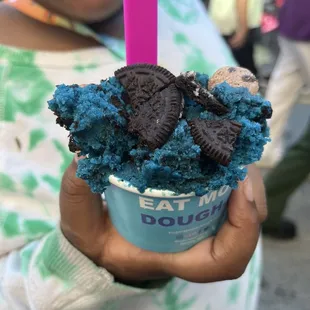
[{"left": 0, "top": 225, "right": 152, "bottom": 309}]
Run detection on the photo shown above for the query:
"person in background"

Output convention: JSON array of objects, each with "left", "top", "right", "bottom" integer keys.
[
  {"left": 208, "top": 0, "right": 264, "bottom": 75},
  {"left": 0, "top": 0, "right": 265, "bottom": 309},
  {"left": 260, "top": 0, "right": 310, "bottom": 168},
  {"left": 262, "top": 0, "right": 310, "bottom": 239},
  {"left": 260, "top": 0, "right": 282, "bottom": 81},
  {"left": 263, "top": 122, "right": 310, "bottom": 239}
]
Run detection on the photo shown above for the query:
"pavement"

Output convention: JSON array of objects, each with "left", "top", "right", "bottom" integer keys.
[
  {"left": 258, "top": 104, "right": 310, "bottom": 309},
  {"left": 254, "top": 42, "right": 310, "bottom": 309}
]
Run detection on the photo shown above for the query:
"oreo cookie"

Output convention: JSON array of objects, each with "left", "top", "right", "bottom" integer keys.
[
  {"left": 54, "top": 113, "right": 73, "bottom": 130},
  {"left": 68, "top": 135, "right": 80, "bottom": 152},
  {"left": 189, "top": 118, "right": 242, "bottom": 166},
  {"left": 115, "top": 64, "right": 176, "bottom": 109},
  {"left": 110, "top": 95, "right": 129, "bottom": 119},
  {"left": 110, "top": 95, "right": 123, "bottom": 109},
  {"left": 253, "top": 105, "right": 273, "bottom": 123},
  {"left": 262, "top": 105, "right": 273, "bottom": 119},
  {"left": 175, "top": 71, "right": 228, "bottom": 116},
  {"left": 128, "top": 84, "right": 182, "bottom": 150}
]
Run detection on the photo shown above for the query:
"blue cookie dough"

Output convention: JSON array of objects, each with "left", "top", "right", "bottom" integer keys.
[{"left": 48, "top": 73, "right": 271, "bottom": 195}]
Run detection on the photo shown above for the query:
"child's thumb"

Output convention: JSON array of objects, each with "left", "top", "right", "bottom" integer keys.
[{"left": 60, "top": 155, "right": 103, "bottom": 230}]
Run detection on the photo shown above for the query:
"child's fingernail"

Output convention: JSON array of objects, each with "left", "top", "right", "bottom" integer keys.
[{"left": 243, "top": 176, "right": 254, "bottom": 202}]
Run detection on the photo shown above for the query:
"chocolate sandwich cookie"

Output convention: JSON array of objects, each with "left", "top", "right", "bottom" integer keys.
[
  {"left": 189, "top": 118, "right": 242, "bottom": 166},
  {"left": 128, "top": 83, "right": 183, "bottom": 150},
  {"left": 175, "top": 71, "right": 228, "bottom": 116},
  {"left": 208, "top": 66, "right": 259, "bottom": 95},
  {"left": 68, "top": 135, "right": 80, "bottom": 152},
  {"left": 115, "top": 64, "right": 183, "bottom": 150},
  {"left": 115, "top": 64, "right": 176, "bottom": 109}
]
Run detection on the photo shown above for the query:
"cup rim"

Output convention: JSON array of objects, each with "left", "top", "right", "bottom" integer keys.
[{"left": 108, "top": 175, "right": 197, "bottom": 198}]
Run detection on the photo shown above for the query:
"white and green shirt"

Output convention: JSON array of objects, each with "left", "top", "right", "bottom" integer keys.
[
  {"left": 209, "top": 0, "right": 264, "bottom": 35},
  {"left": 0, "top": 1, "right": 262, "bottom": 309}
]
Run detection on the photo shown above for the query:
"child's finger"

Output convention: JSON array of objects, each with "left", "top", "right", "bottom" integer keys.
[{"left": 60, "top": 157, "right": 103, "bottom": 236}]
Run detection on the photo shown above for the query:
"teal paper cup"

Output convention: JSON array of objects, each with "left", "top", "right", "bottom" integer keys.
[{"left": 105, "top": 176, "right": 232, "bottom": 253}]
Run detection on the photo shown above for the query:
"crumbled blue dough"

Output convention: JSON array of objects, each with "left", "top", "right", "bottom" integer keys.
[
  {"left": 48, "top": 72, "right": 271, "bottom": 195},
  {"left": 115, "top": 121, "right": 206, "bottom": 194},
  {"left": 196, "top": 72, "right": 209, "bottom": 88},
  {"left": 200, "top": 80, "right": 272, "bottom": 168},
  {"left": 183, "top": 96, "right": 204, "bottom": 120}
]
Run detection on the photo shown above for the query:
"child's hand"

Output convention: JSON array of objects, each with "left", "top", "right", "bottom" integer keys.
[
  {"left": 60, "top": 158, "right": 266, "bottom": 283},
  {"left": 229, "top": 29, "right": 248, "bottom": 49}
]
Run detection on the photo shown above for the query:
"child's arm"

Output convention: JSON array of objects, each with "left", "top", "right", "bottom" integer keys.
[
  {"left": 229, "top": 0, "right": 249, "bottom": 48},
  {"left": 0, "top": 157, "right": 174, "bottom": 309},
  {"left": 0, "top": 208, "right": 148, "bottom": 309},
  {"left": 0, "top": 162, "right": 158, "bottom": 309},
  {"left": 0, "top": 229, "right": 147, "bottom": 309}
]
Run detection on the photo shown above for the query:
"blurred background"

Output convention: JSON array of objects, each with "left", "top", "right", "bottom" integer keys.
[{"left": 205, "top": 0, "right": 310, "bottom": 309}]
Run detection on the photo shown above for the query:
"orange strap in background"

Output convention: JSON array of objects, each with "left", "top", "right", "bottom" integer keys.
[{"left": 3, "top": 0, "right": 101, "bottom": 42}]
